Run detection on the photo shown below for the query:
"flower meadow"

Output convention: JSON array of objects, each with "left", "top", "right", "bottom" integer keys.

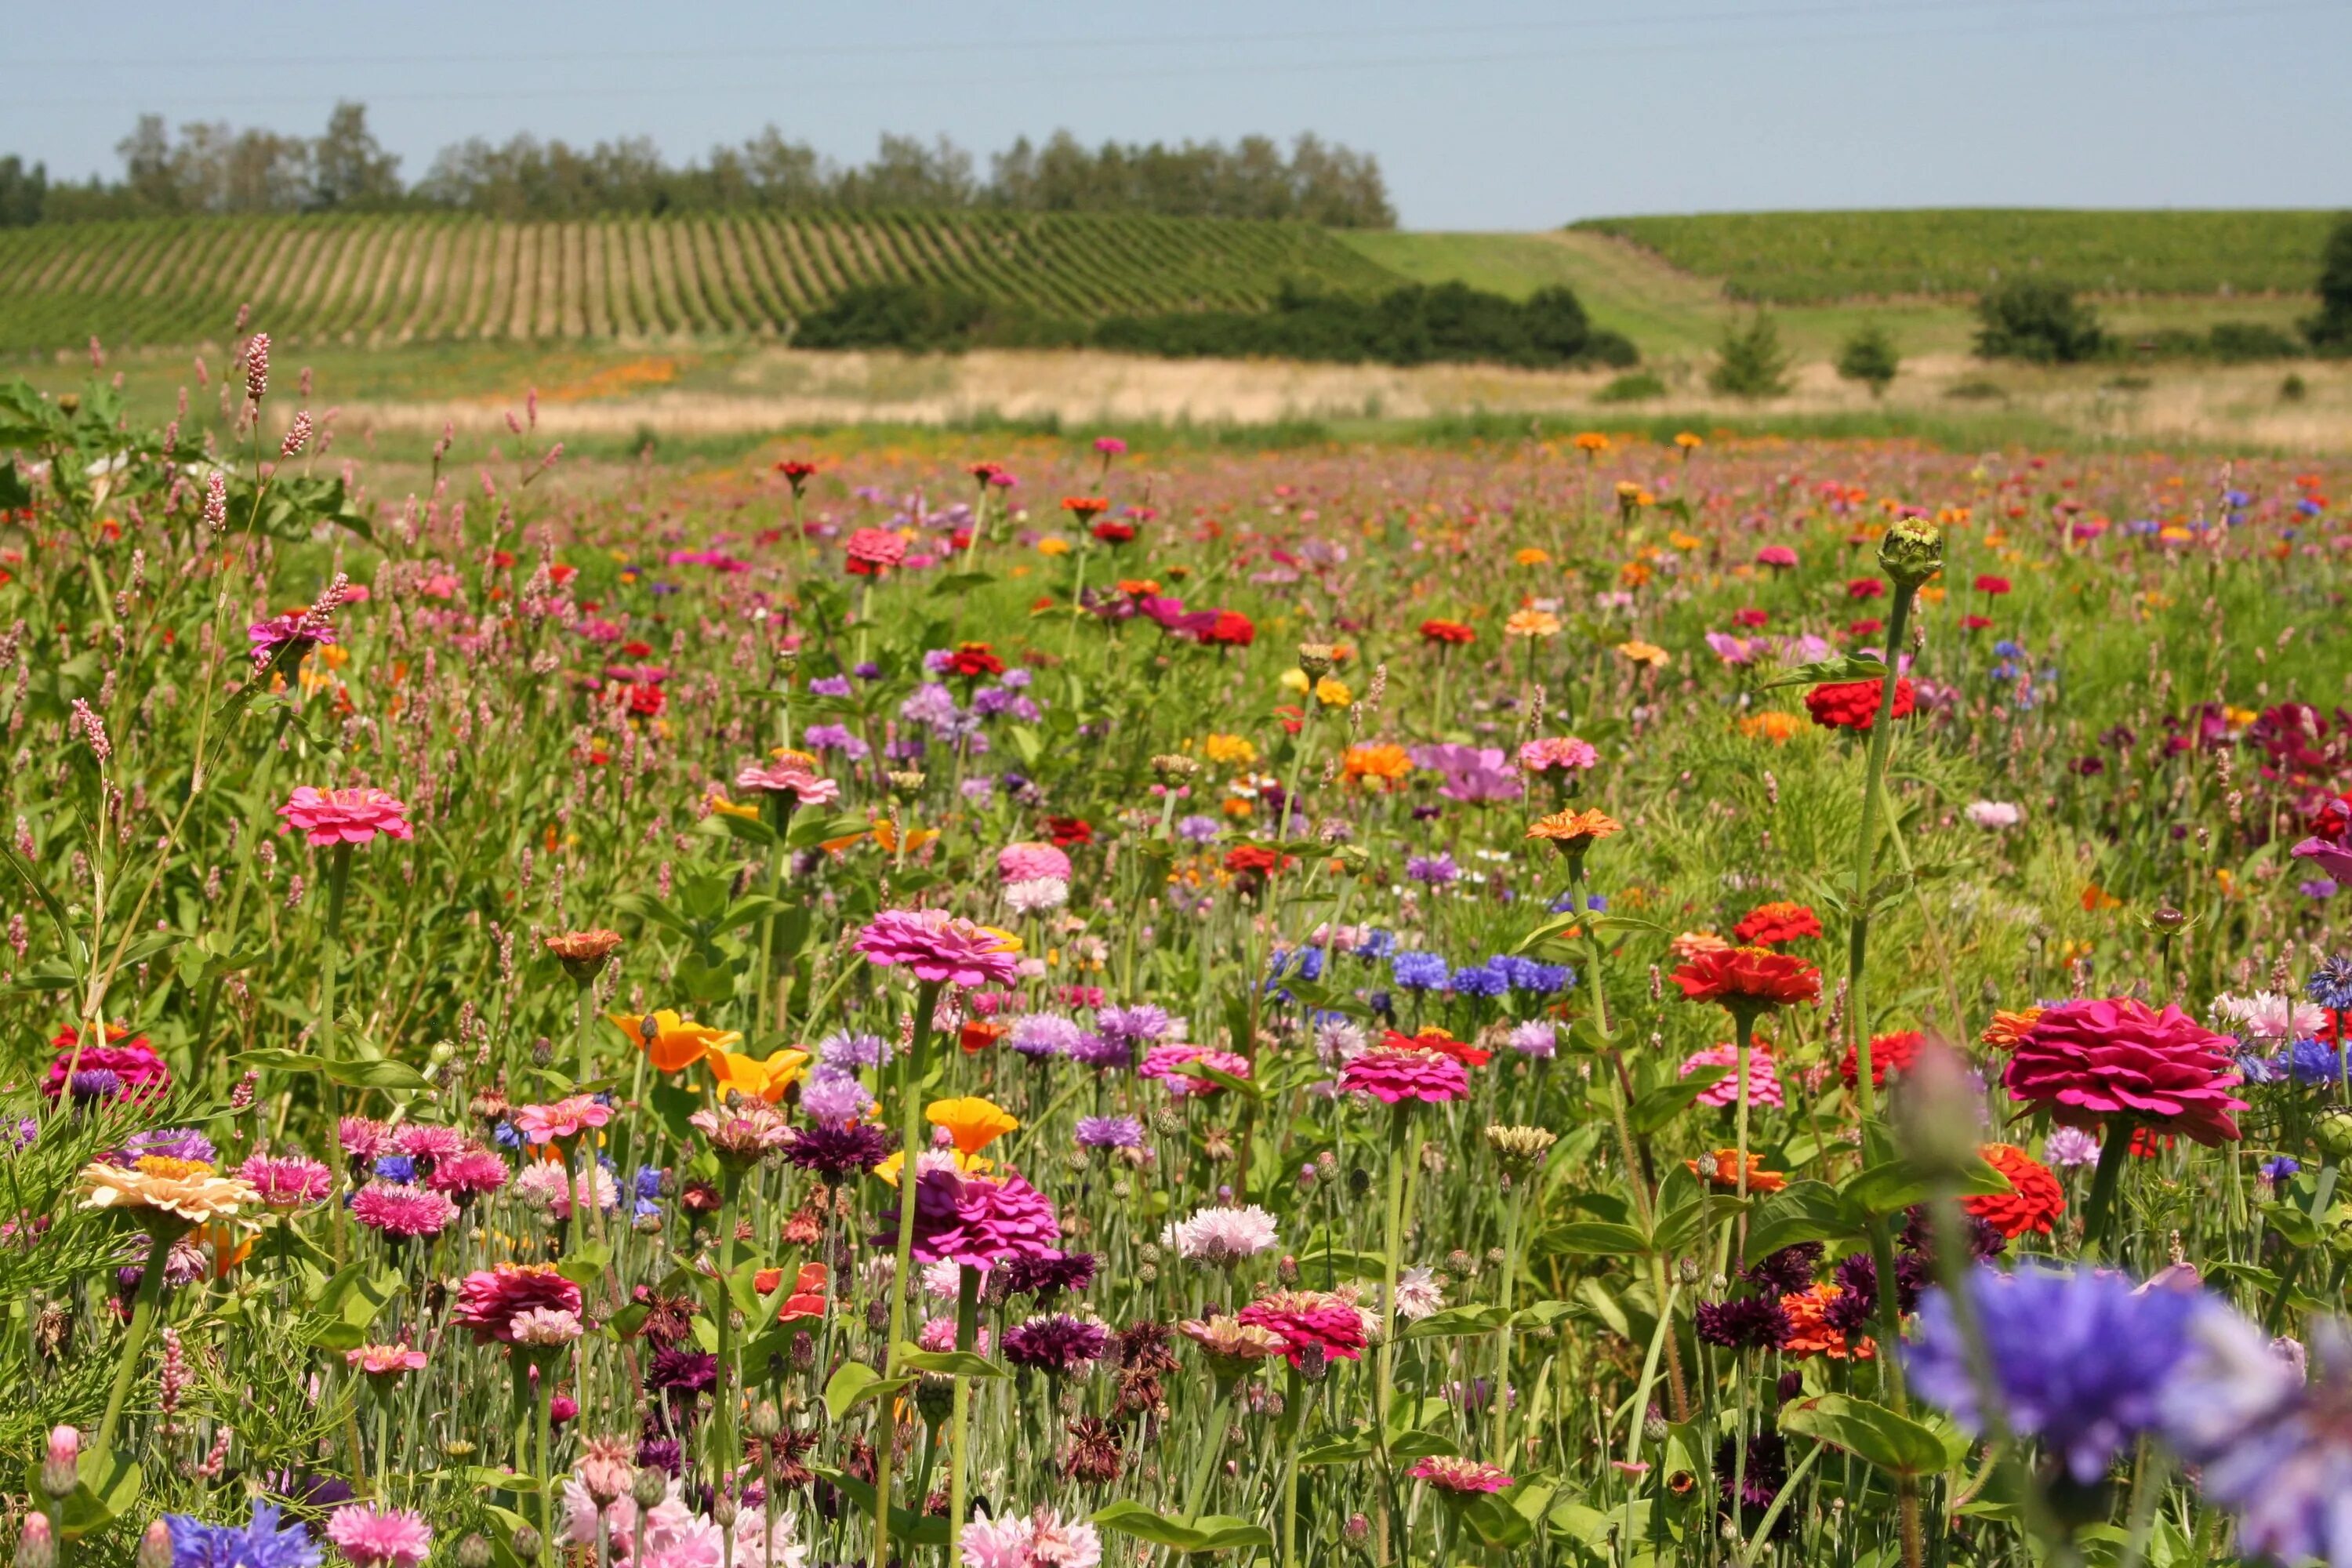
[{"left": 6, "top": 356, "right": 2352, "bottom": 1568}]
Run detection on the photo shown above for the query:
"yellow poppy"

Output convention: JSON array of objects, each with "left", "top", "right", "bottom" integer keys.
[
  {"left": 608, "top": 1009, "right": 741, "bottom": 1073},
  {"left": 873, "top": 1147, "right": 993, "bottom": 1188},
  {"left": 706, "top": 793, "right": 760, "bottom": 821},
  {"left": 927, "top": 1095, "right": 1019, "bottom": 1156},
  {"left": 708, "top": 1047, "right": 810, "bottom": 1104}
]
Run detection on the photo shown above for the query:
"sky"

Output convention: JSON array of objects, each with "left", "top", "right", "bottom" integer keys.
[{"left": 3, "top": 0, "right": 2346, "bottom": 230}]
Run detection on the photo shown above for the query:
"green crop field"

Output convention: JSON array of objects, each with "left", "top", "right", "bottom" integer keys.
[
  {"left": 1572, "top": 208, "right": 2339, "bottom": 303},
  {"left": 0, "top": 209, "right": 1403, "bottom": 354}
]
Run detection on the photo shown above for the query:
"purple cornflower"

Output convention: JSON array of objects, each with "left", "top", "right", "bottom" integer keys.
[
  {"left": 802, "top": 723, "right": 869, "bottom": 760},
  {"left": 1906, "top": 1264, "right": 2205, "bottom": 1483},
  {"left": 2160, "top": 1311, "right": 2352, "bottom": 1565},
  {"left": 1066, "top": 1034, "right": 1134, "bottom": 1071},
  {"left": 2043, "top": 1126, "right": 2102, "bottom": 1168},
  {"left": 1002, "top": 1312, "right": 1109, "bottom": 1374},
  {"left": 1507, "top": 1021, "right": 1558, "bottom": 1058},
  {"left": 1074, "top": 1116, "right": 1145, "bottom": 1149},
  {"left": 1095, "top": 1004, "right": 1178, "bottom": 1047},
  {"left": 817, "top": 1031, "right": 891, "bottom": 1072},
  {"left": 1175, "top": 815, "right": 1221, "bottom": 844},
  {"left": 1007, "top": 1014, "right": 1083, "bottom": 1059},
  {"left": 781, "top": 1123, "right": 897, "bottom": 1176},
  {"left": 807, "top": 675, "right": 852, "bottom": 698},
  {"left": 122, "top": 1127, "right": 217, "bottom": 1164},
  {"left": 1405, "top": 853, "right": 1460, "bottom": 887},
  {"left": 797, "top": 1073, "right": 869, "bottom": 1127}
]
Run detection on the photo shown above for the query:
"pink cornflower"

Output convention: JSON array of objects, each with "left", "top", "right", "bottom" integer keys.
[
  {"left": 388, "top": 1123, "right": 467, "bottom": 1161},
  {"left": 424, "top": 1145, "right": 510, "bottom": 1199},
  {"left": 957, "top": 1508, "right": 1102, "bottom": 1568},
  {"left": 1339, "top": 1047, "right": 1471, "bottom": 1105},
  {"left": 1410, "top": 1455, "right": 1512, "bottom": 1494},
  {"left": 279, "top": 786, "right": 413, "bottom": 847},
  {"left": 339, "top": 1116, "right": 387, "bottom": 1160},
  {"left": 514, "top": 1095, "right": 611, "bottom": 1145},
  {"left": 238, "top": 1152, "right": 332, "bottom": 1207},
  {"left": 996, "top": 841, "right": 1073, "bottom": 884},
  {"left": 325, "top": 1504, "right": 431, "bottom": 1568},
  {"left": 1138, "top": 1043, "right": 1252, "bottom": 1098},
  {"left": 855, "top": 909, "right": 1022, "bottom": 988},
  {"left": 350, "top": 1181, "right": 458, "bottom": 1239},
  {"left": 1679, "top": 1043, "right": 1785, "bottom": 1109},
  {"left": 1518, "top": 736, "right": 1599, "bottom": 773}
]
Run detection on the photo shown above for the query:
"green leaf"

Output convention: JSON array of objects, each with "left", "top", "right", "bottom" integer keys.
[
  {"left": 28, "top": 1451, "right": 143, "bottom": 1540},
  {"left": 1763, "top": 652, "right": 1890, "bottom": 691},
  {"left": 557, "top": 1241, "right": 613, "bottom": 1287},
  {"left": 1627, "top": 1068, "right": 1728, "bottom": 1134},
  {"left": 1744, "top": 1181, "right": 1867, "bottom": 1258},
  {"left": 1841, "top": 1153, "right": 2012, "bottom": 1216},
  {"left": 787, "top": 811, "right": 872, "bottom": 849},
  {"left": 1780, "top": 1393, "right": 1952, "bottom": 1476},
  {"left": 822, "top": 1361, "right": 913, "bottom": 1421},
  {"left": 808, "top": 1467, "right": 949, "bottom": 1547},
  {"left": 1397, "top": 1304, "right": 1511, "bottom": 1341},
  {"left": 1535, "top": 1221, "right": 1651, "bottom": 1258},
  {"left": 701, "top": 811, "right": 778, "bottom": 848},
  {"left": 894, "top": 1345, "right": 1009, "bottom": 1378},
  {"left": 1298, "top": 1432, "right": 1374, "bottom": 1466},
  {"left": 1173, "top": 1058, "right": 1261, "bottom": 1100},
  {"left": 1090, "top": 1501, "right": 1272, "bottom": 1554},
  {"left": 321, "top": 1056, "right": 429, "bottom": 1092},
  {"left": 2267, "top": 1203, "right": 2321, "bottom": 1250}
]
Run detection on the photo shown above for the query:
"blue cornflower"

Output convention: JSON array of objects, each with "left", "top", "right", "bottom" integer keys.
[
  {"left": 2160, "top": 1312, "right": 2352, "bottom": 1566},
  {"left": 165, "top": 1501, "right": 321, "bottom": 1568},
  {"left": 1449, "top": 964, "right": 1509, "bottom": 999},
  {"left": 490, "top": 1120, "right": 522, "bottom": 1150},
  {"left": 1906, "top": 1264, "right": 2205, "bottom": 1483},
  {"left": 2263, "top": 1156, "right": 2303, "bottom": 1183},
  {"left": 1075, "top": 1115, "right": 1145, "bottom": 1149},
  {"left": 371, "top": 1154, "right": 418, "bottom": 1183},
  {"left": 817, "top": 1030, "right": 892, "bottom": 1071},
  {"left": 2274, "top": 1037, "right": 2347, "bottom": 1087},
  {"left": 1406, "top": 853, "right": 1460, "bottom": 886},
  {"left": 2309, "top": 956, "right": 2352, "bottom": 1011},
  {"left": 1993, "top": 639, "right": 2025, "bottom": 659},
  {"left": 1294, "top": 946, "right": 1326, "bottom": 982},
  {"left": 1353, "top": 929, "right": 1398, "bottom": 962},
  {"left": 1391, "top": 952, "right": 1450, "bottom": 992}
]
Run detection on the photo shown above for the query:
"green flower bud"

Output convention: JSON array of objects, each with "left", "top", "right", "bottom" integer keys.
[{"left": 1877, "top": 517, "right": 1944, "bottom": 588}]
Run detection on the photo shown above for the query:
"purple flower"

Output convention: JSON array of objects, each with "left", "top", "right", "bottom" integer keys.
[
  {"left": 797, "top": 1072, "right": 869, "bottom": 1128},
  {"left": 877, "top": 1167, "right": 1061, "bottom": 1266},
  {"left": 1001, "top": 1312, "right": 1109, "bottom": 1374},
  {"left": 802, "top": 723, "right": 869, "bottom": 760},
  {"left": 1007, "top": 1014, "right": 1083, "bottom": 1058},
  {"left": 1095, "top": 1004, "right": 1178, "bottom": 1047},
  {"left": 1906, "top": 1264, "right": 2206, "bottom": 1483},
  {"left": 2161, "top": 1310, "right": 2352, "bottom": 1565},
  {"left": 817, "top": 1031, "right": 891, "bottom": 1071},
  {"left": 1697, "top": 1295, "right": 1791, "bottom": 1351},
  {"left": 1405, "top": 853, "right": 1460, "bottom": 886},
  {"left": 1067, "top": 1034, "right": 1135, "bottom": 1070},
  {"left": 122, "top": 1127, "right": 217, "bottom": 1164},
  {"left": 1175, "top": 815, "right": 1221, "bottom": 844},
  {"left": 996, "top": 1250, "right": 1098, "bottom": 1300},
  {"left": 807, "top": 675, "right": 853, "bottom": 698},
  {"left": 780, "top": 1123, "right": 897, "bottom": 1176},
  {"left": 1074, "top": 1116, "right": 1145, "bottom": 1149},
  {"left": 165, "top": 1500, "right": 321, "bottom": 1568},
  {"left": 1408, "top": 742, "right": 1523, "bottom": 804}
]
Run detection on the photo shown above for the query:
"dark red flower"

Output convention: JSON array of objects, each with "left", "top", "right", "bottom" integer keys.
[
  {"left": 1730, "top": 901, "right": 1822, "bottom": 946},
  {"left": 1671, "top": 947, "right": 1824, "bottom": 1015},
  {"left": 1418, "top": 619, "right": 1475, "bottom": 646},
  {"left": 946, "top": 641, "right": 1004, "bottom": 679},
  {"left": 1846, "top": 577, "right": 1886, "bottom": 600},
  {"left": 1091, "top": 520, "right": 1136, "bottom": 545},
  {"left": 1201, "top": 611, "right": 1255, "bottom": 648},
  {"left": 1046, "top": 816, "right": 1094, "bottom": 848}
]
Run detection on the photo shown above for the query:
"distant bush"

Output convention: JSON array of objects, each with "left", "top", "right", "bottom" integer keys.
[
  {"left": 2307, "top": 213, "right": 2352, "bottom": 354},
  {"left": 1595, "top": 371, "right": 1668, "bottom": 403},
  {"left": 1094, "top": 281, "right": 1637, "bottom": 369},
  {"left": 1708, "top": 313, "right": 1793, "bottom": 397},
  {"left": 1944, "top": 378, "right": 2008, "bottom": 401},
  {"left": 1974, "top": 280, "right": 2107, "bottom": 363},
  {"left": 1834, "top": 324, "right": 1901, "bottom": 396},
  {"left": 793, "top": 284, "right": 1083, "bottom": 353},
  {"left": 2130, "top": 322, "right": 2303, "bottom": 363}
]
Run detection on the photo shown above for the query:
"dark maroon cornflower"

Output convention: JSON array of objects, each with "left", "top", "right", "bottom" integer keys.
[
  {"left": 1740, "top": 1243, "right": 1823, "bottom": 1299},
  {"left": 1063, "top": 1417, "right": 1125, "bottom": 1484},
  {"left": 1824, "top": 1250, "right": 1932, "bottom": 1333},
  {"left": 1695, "top": 1295, "right": 1791, "bottom": 1352},
  {"left": 1002, "top": 1313, "right": 1109, "bottom": 1374},
  {"left": 996, "top": 1250, "right": 1098, "bottom": 1301},
  {"left": 633, "top": 1287, "right": 698, "bottom": 1348},
  {"left": 1116, "top": 1319, "right": 1180, "bottom": 1375},
  {"left": 1715, "top": 1430, "right": 1792, "bottom": 1536},
  {"left": 648, "top": 1348, "right": 719, "bottom": 1395},
  {"left": 636, "top": 1438, "right": 682, "bottom": 1476},
  {"left": 781, "top": 1123, "right": 898, "bottom": 1177},
  {"left": 1898, "top": 1203, "right": 2005, "bottom": 1262}
]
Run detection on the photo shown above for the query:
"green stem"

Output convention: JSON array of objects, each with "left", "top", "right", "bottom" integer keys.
[
  {"left": 871, "top": 979, "right": 942, "bottom": 1568},
  {"left": 1181, "top": 1381, "right": 1236, "bottom": 1526},
  {"left": 1374, "top": 1104, "right": 1410, "bottom": 1438},
  {"left": 93, "top": 1229, "right": 173, "bottom": 1461},
  {"left": 1492, "top": 1179, "right": 1526, "bottom": 1464},
  {"left": 948, "top": 1264, "right": 979, "bottom": 1551},
  {"left": 1845, "top": 579, "right": 1916, "bottom": 1127},
  {"left": 2081, "top": 1124, "right": 2132, "bottom": 1257}
]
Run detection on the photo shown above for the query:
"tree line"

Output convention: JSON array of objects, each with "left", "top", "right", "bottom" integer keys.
[{"left": 0, "top": 104, "right": 1396, "bottom": 228}]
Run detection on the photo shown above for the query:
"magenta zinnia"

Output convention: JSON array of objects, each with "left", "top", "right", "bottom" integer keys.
[
  {"left": 1411, "top": 1455, "right": 1513, "bottom": 1494},
  {"left": 278, "top": 786, "right": 414, "bottom": 847},
  {"left": 878, "top": 1166, "right": 1062, "bottom": 1267},
  {"left": 1236, "top": 1290, "right": 1368, "bottom": 1369},
  {"left": 2003, "top": 997, "right": 2248, "bottom": 1145},
  {"left": 1339, "top": 1047, "right": 1470, "bottom": 1105},
  {"left": 855, "top": 909, "right": 1022, "bottom": 987},
  {"left": 452, "top": 1264, "right": 583, "bottom": 1344}
]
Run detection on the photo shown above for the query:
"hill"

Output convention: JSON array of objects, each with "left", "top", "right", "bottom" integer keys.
[
  {"left": 0, "top": 210, "right": 1404, "bottom": 354},
  {"left": 1570, "top": 209, "right": 2338, "bottom": 303}
]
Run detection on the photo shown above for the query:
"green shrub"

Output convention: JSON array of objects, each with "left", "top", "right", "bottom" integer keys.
[
  {"left": 2305, "top": 212, "right": 2352, "bottom": 354},
  {"left": 1944, "top": 377, "right": 2007, "bottom": 401},
  {"left": 1973, "top": 279, "right": 2107, "bottom": 363},
  {"left": 1708, "top": 312, "right": 1792, "bottom": 397},
  {"left": 1834, "top": 324, "right": 1901, "bottom": 396},
  {"left": 1094, "top": 280, "right": 1635, "bottom": 369},
  {"left": 1595, "top": 371, "right": 1667, "bottom": 403},
  {"left": 793, "top": 284, "right": 1085, "bottom": 353}
]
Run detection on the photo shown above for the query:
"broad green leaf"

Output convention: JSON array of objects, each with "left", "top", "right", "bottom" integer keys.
[
  {"left": 1763, "top": 653, "right": 1890, "bottom": 691},
  {"left": 1091, "top": 1501, "right": 1272, "bottom": 1553},
  {"left": 809, "top": 1468, "right": 949, "bottom": 1546},
  {"left": 1397, "top": 1304, "right": 1511, "bottom": 1341},
  {"left": 1842, "top": 1153, "right": 2012, "bottom": 1216},
  {"left": 1298, "top": 1432, "right": 1374, "bottom": 1466},
  {"left": 822, "top": 1361, "right": 913, "bottom": 1421},
  {"left": 321, "top": 1056, "right": 428, "bottom": 1091},
  {"left": 1780, "top": 1393, "right": 1951, "bottom": 1476},
  {"left": 1537, "top": 1221, "right": 1650, "bottom": 1258},
  {"left": 1627, "top": 1068, "right": 1729, "bottom": 1134},
  {"left": 1744, "top": 1181, "right": 1867, "bottom": 1258},
  {"left": 894, "top": 1345, "right": 1009, "bottom": 1378}
]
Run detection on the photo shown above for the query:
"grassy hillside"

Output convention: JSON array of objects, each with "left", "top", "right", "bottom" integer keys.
[
  {"left": 0, "top": 210, "right": 1404, "bottom": 354},
  {"left": 1571, "top": 209, "right": 2338, "bottom": 303}
]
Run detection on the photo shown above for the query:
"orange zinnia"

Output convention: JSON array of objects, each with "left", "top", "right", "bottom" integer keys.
[
  {"left": 1686, "top": 1149, "right": 1786, "bottom": 1193},
  {"left": 1342, "top": 743, "right": 1413, "bottom": 786},
  {"left": 1740, "top": 712, "right": 1802, "bottom": 743},
  {"left": 1980, "top": 1007, "right": 2045, "bottom": 1050},
  {"left": 1779, "top": 1284, "right": 1874, "bottom": 1360},
  {"left": 1526, "top": 809, "right": 1623, "bottom": 847}
]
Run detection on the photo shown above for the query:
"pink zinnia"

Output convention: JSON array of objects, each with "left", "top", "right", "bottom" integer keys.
[
  {"left": 453, "top": 1264, "right": 583, "bottom": 1344},
  {"left": 514, "top": 1095, "right": 611, "bottom": 1144},
  {"left": 350, "top": 1181, "right": 459, "bottom": 1239},
  {"left": 855, "top": 909, "right": 1022, "bottom": 988},
  {"left": 1339, "top": 1047, "right": 1470, "bottom": 1105},
  {"left": 347, "top": 1343, "right": 428, "bottom": 1376},
  {"left": 1518, "top": 736, "right": 1599, "bottom": 773},
  {"left": 425, "top": 1145, "right": 509, "bottom": 1199},
  {"left": 1138, "top": 1043, "right": 1252, "bottom": 1098},
  {"left": 279, "top": 786, "right": 414, "bottom": 847},
  {"left": 238, "top": 1152, "right": 333, "bottom": 1207},
  {"left": 1756, "top": 545, "right": 1798, "bottom": 569},
  {"left": 1237, "top": 1290, "right": 1367, "bottom": 1369},
  {"left": 1679, "top": 1043, "right": 1785, "bottom": 1109},
  {"left": 2004, "top": 997, "right": 2248, "bottom": 1146},
  {"left": 844, "top": 528, "right": 908, "bottom": 569},
  {"left": 42, "top": 1034, "right": 170, "bottom": 1102},
  {"left": 881, "top": 1167, "right": 1062, "bottom": 1268},
  {"left": 996, "top": 841, "right": 1073, "bottom": 884},
  {"left": 1410, "top": 1455, "right": 1512, "bottom": 1494},
  {"left": 735, "top": 760, "right": 840, "bottom": 805},
  {"left": 325, "top": 1504, "right": 432, "bottom": 1568}
]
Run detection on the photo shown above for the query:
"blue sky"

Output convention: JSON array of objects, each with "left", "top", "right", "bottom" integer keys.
[{"left": 5, "top": 0, "right": 2345, "bottom": 229}]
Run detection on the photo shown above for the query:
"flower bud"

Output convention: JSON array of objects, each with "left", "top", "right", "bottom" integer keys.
[
  {"left": 136, "top": 1522, "right": 172, "bottom": 1568},
  {"left": 1876, "top": 517, "right": 1944, "bottom": 589},
  {"left": 41, "top": 1426, "right": 78, "bottom": 1500},
  {"left": 507, "top": 1528, "right": 540, "bottom": 1564},
  {"left": 750, "top": 1399, "right": 782, "bottom": 1440},
  {"left": 2316, "top": 1105, "right": 2352, "bottom": 1162},
  {"left": 15, "top": 1515, "right": 56, "bottom": 1568},
  {"left": 631, "top": 1466, "right": 670, "bottom": 1509},
  {"left": 455, "top": 1535, "right": 494, "bottom": 1568},
  {"left": 1297, "top": 643, "right": 1337, "bottom": 680},
  {"left": 1150, "top": 753, "right": 1200, "bottom": 785}
]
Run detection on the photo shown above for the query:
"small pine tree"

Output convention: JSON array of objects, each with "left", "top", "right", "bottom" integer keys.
[
  {"left": 1835, "top": 324, "right": 1901, "bottom": 397},
  {"left": 2304, "top": 212, "right": 2352, "bottom": 354},
  {"left": 1708, "top": 312, "right": 1792, "bottom": 398}
]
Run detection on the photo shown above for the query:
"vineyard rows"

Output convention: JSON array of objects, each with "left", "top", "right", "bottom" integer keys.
[{"left": 0, "top": 210, "right": 1406, "bottom": 353}]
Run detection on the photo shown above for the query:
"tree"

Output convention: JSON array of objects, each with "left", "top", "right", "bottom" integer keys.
[
  {"left": 1973, "top": 278, "right": 2107, "bottom": 363},
  {"left": 1709, "top": 312, "right": 1793, "bottom": 398},
  {"left": 0, "top": 156, "right": 45, "bottom": 227},
  {"left": 1835, "top": 323, "right": 1901, "bottom": 396},
  {"left": 310, "top": 101, "right": 402, "bottom": 211},
  {"left": 2305, "top": 212, "right": 2352, "bottom": 354}
]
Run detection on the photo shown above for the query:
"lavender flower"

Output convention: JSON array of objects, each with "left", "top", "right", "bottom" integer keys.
[
  {"left": 2160, "top": 1310, "right": 2352, "bottom": 1565},
  {"left": 1074, "top": 1116, "right": 1145, "bottom": 1149}
]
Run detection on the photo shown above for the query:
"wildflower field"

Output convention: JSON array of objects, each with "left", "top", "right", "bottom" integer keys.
[{"left": 6, "top": 342, "right": 2352, "bottom": 1568}]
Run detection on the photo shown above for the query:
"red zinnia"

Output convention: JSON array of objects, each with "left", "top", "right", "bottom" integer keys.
[
  {"left": 1965, "top": 1143, "right": 2065, "bottom": 1238},
  {"left": 1045, "top": 816, "right": 1094, "bottom": 848},
  {"left": 1846, "top": 577, "right": 1886, "bottom": 600},
  {"left": 775, "top": 459, "right": 818, "bottom": 489},
  {"left": 1418, "top": 619, "right": 1475, "bottom": 646},
  {"left": 1805, "top": 677, "right": 1915, "bottom": 731},
  {"left": 1973, "top": 574, "right": 2011, "bottom": 595},
  {"left": 946, "top": 642, "right": 1005, "bottom": 679},
  {"left": 1730, "top": 901, "right": 1822, "bottom": 946},
  {"left": 1838, "top": 1029, "right": 1925, "bottom": 1091},
  {"left": 1092, "top": 521, "right": 1136, "bottom": 545},
  {"left": 1202, "top": 611, "right": 1255, "bottom": 648},
  {"left": 1669, "top": 946, "right": 1823, "bottom": 1016},
  {"left": 1237, "top": 1290, "right": 1367, "bottom": 1369}
]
